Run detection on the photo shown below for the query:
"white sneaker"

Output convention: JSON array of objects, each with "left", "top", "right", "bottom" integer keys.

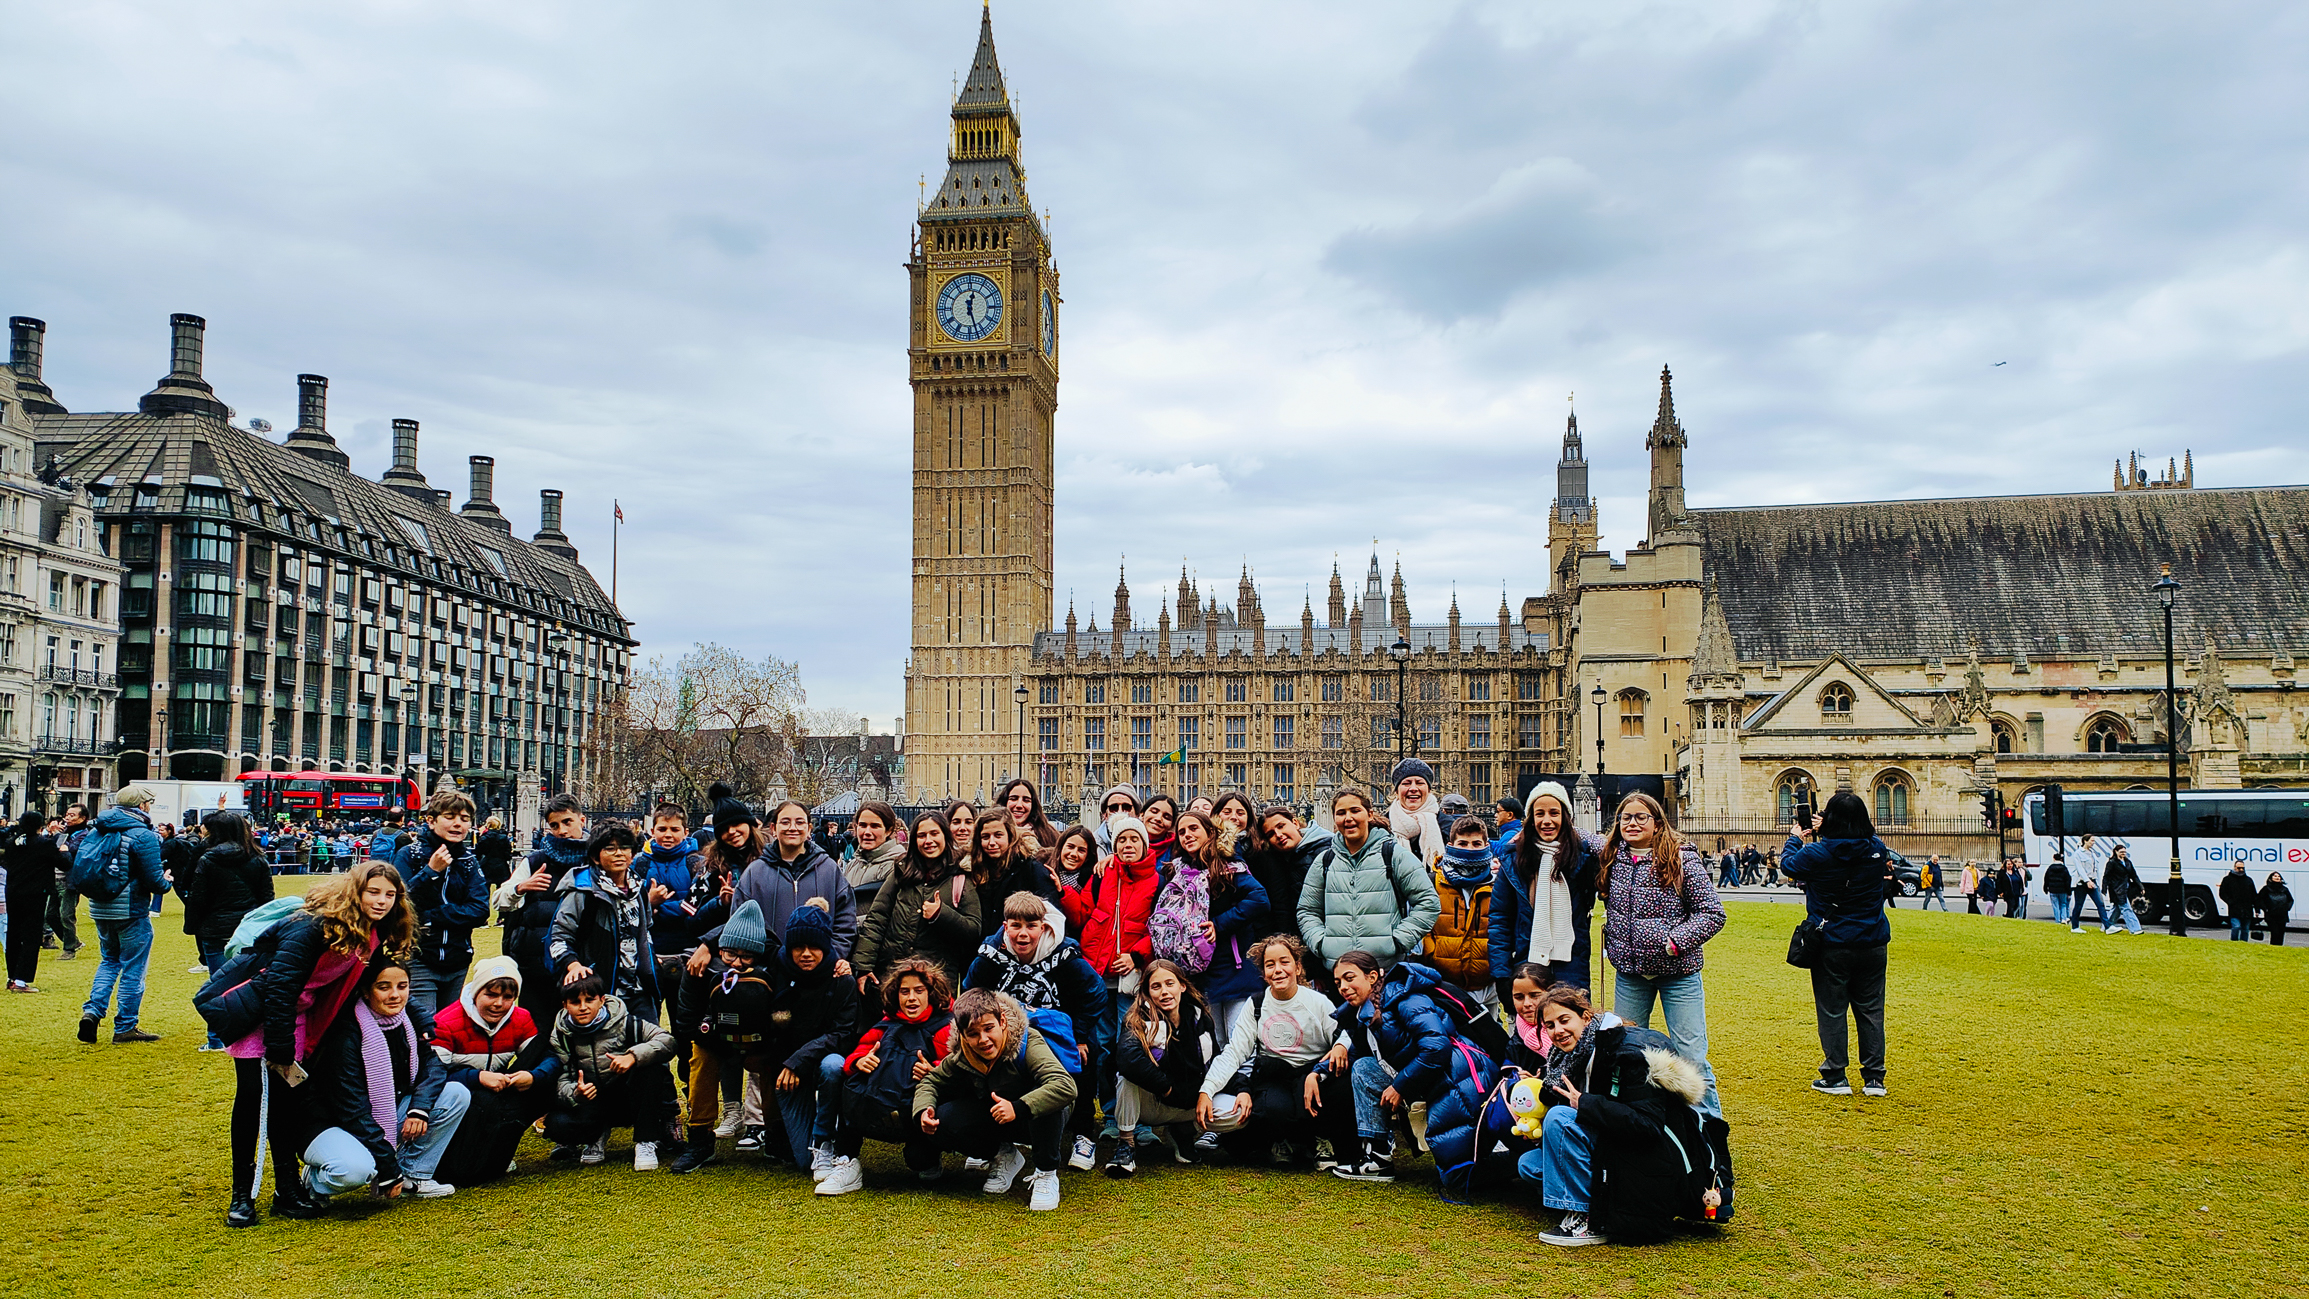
[
  {"left": 1862, "top": 1083, "right": 1888, "bottom": 1097},
  {"left": 405, "top": 1178, "right": 456, "bottom": 1198},
  {"left": 1067, "top": 1134, "right": 1097, "bottom": 1170},
  {"left": 815, "top": 1155, "right": 864, "bottom": 1196},
  {"left": 713, "top": 1109, "right": 743, "bottom": 1139},
  {"left": 1026, "top": 1168, "right": 1060, "bottom": 1211},
  {"left": 506, "top": 1159, "right": 520, "bottom": 1175},
  {"left": 633, "top": 1141, "right": 659, "bottom": 1171},
  {"left": 187, "top": 963, "right": 211, "bottom": 974},
  {"left": 981, "top": 1143, "right": 1027, "bottom": 1194},
  {"left": 579, "top": 1138, "right": 607, "bottom": 1166},
  {"left": 963, "top": 1155, "right": 990, "bottom": 1172},
  {"left": 809, "top": 1145, "right": 837, "bottom": 1182},
  {"left": 1539, "top": 1211, "right": 1608, "bottom": 1247}
]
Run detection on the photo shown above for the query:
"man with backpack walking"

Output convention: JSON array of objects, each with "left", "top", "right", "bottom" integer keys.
[{"left": 73, "top": 786, "right": 169, "bottom": 1044}]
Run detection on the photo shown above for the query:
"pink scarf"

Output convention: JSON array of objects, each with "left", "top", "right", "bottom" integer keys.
[
  {"left": 1516, "top": 1015, "right": 1550, "bottom": 1058},
  {"left": 353, "top": 1000, "right": 415, "bottom": 1139}
]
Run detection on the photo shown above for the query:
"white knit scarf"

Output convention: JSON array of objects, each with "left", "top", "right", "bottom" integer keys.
[
  {"left": 1387, "top": 799, "right": 1445, "bottom": 867},
  {"left": 1525, "top": 841, "right": 1576, "bottom": 964}
]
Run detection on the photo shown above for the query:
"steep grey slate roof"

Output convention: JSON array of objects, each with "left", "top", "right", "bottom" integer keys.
[
  {"left": 1693, "top": 485, "right": 2309, "bottom": 663},
  {"left": 34, "top": 407, "right": 631, "bottom": 642}
]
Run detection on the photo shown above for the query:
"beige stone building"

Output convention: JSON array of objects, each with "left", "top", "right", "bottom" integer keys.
[{"left": 1551, "top": 367, "right": 2309, "bottom": 858}]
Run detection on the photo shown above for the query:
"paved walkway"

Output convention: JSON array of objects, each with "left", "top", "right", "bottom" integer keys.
[{"left": 1717, "top": 884, "right": 2290, "bottom": 943}]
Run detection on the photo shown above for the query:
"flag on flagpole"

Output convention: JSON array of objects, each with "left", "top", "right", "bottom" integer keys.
[
  {"left": 1155, "top": 747, "right": 1186, "bottom": 765},
  {"left": 614, "top": 500, "right": 625, "bottom": 523}
]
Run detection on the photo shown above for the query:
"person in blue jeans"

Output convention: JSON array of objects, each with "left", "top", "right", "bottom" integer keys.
[
  {"left": 1516, "top": 984, "right": 1615, "bottom": 1246},
  {"left": 1595, "top": 792, "right": 1725, "bottom": 1118},
  {"left": 766, "top": 901, "right": 859, "bottom": 1178},
  {"left": 75, "top": 785, "right": 169, "bottom": 1045},
  {"left": 2102, "top": 847, "right": 2145, "bottom": 935},
  {"left": 2220, "top": 865, "right": 2259, "bottom": 941},
  {"left": 290, "top": 959, "right": 471, "bottom": 1201}
]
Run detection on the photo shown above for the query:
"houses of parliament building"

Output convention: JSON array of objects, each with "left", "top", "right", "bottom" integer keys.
[{"left": 905, "top": 10, "right": 2309, "bottom": 842}]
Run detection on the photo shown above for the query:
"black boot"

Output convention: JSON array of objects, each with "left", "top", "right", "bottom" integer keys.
[
  {"left": 227, "top": 1190, "right": 258, "bottom": 1228},
  {"left": 270, "top": 1176, "right": 327, "bottom": 1220},
  {"left": 666, "top": 1128, "right": 718, "bottom": 1175}
]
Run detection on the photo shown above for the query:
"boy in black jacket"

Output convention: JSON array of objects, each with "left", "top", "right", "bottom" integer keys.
[
  {"left": 767, "top": 901, "right": 860, "bottom": 1179},
  {"left": 502, "top": 796, "right": 588, "bottom": 1033},
  {"left": 549, "top": 823, "right": 665, "bottom": 1022},
  {"left": 393, "top": 788, "right": 489, "bottom": 1022},
  {"left": 963, "top": 893, "right": 1109, "bottom": 1170},
  {"left": 666, "top": 900, "right": 779, "bottom": 1174}
]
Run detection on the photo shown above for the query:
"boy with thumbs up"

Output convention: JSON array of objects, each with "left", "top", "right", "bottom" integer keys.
[{"left": 913, "top": 988, "right": 1077, "bottom": 1210}]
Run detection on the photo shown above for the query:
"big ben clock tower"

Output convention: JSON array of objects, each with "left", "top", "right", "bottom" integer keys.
[{"left": 904, "top": 4, "right": 1060, "bottom": 802}]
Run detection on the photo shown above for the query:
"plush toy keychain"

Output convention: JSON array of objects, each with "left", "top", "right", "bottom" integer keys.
[{"left": 1506, "top": 1076, "right": 1548, "bottom": 1140}]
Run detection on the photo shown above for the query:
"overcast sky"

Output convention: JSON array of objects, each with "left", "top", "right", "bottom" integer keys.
[{"left": 6, "top": 0, "right": 2304, "bottom": 726}]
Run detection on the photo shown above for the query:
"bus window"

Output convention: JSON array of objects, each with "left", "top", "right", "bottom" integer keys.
[
  {"left": 2270, "top": 800, "right": 2309, "bottom": 838},
  {"left": 2106, "top": 801, "right": 2154, "bottom": 836}
]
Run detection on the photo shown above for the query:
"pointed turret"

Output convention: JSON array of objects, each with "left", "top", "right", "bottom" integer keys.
[
  {"left": 1390, "top": 561, "right": 1410, "bottom": 638},
  {"left": 1327, "top": 558, "right": 1347, "bottom": 628},
  {"left": 1064, "top": 600, "right": 1079, "bottom": 660},
  {"left": 1688, "top": 581, "right": 1739, "bottom": 687},
  {"left": 1157, "top": 597, "right": 1172, "bottom": 657},
  {"left": 1364, "top": 547, "right": 1388, "bottom": 628},
  {"left": 1447, "top": 591, "right": 1462, "bottom": 652},
  {"left": 1497, "top": 589, "right": 1513, "bottom": 646},
  {"left": 1112, "top": 561, "right": 1131, "bottom": 633},
  {"left": 1348, "top": 596, "right": 1364, "bottom": 651},
  {"left": 926, "top": 4, "right": 1036, "bottom": 228},
  {"left": 1177, "top": 564, "right": 1194, "bottom": 631},
  {"left": 1645, "top": 365, "right": 1688, "bottom": 540},
  {"left": 1301, "top": 591, "right": 1316, "bottom": 653}
]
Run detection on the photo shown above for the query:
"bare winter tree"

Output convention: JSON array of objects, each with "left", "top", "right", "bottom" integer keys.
[{"left": 613, "top": 643, "right": 807, "bottom": 810}]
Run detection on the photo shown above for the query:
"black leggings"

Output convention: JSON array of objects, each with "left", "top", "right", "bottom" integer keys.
[
  {"left": 932, "top": 1098, "right": 1069, "bottom": 1172},
  {"left": 4, "top": 887, "right": 47, "bottom": 982},
  {"left": 230, "top": 1058, "right": 307, "bottom": 1199}
]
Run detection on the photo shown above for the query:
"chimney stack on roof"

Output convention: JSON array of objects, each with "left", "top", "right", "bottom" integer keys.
[
  {"left": 138, "top": 312, "right": 230, "bottom": 419},
  {"left": 6, "top": 317, "right": 65, "bottom": 415},
  {"left": 534, "top": 489, "right": 578, "bottom": 560},
  {"left": 283, "top": 373, "right": 350, "bottom": 468},
  {"left": 381, "top": 417, "right": 436, "bottom": 501},
  {"left": 461, "top": 454, "right": 512, "bottom": 533}
]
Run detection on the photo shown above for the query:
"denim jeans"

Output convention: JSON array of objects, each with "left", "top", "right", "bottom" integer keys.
[
  {"left": 2228, "top": 914, "right": 2251, "bottom": 941},
  {"left": 303, "top": 1082, "right": 472, "bottom": 1193},
  {"left": 1096, "top": 975, "right": 1126, "bottom": 1121},
  {"left": 2070, "top": 886, "right": 2106, "bottom": 929},
  {"left": 2050, "top": 893, "right": 2071, "bottom": 924},
  {"left": 1348, "top": 1055, "right": 1397, "bottom": 1140},
  {"left": 2108, "top": 900, "right": 2141, "bottom": 934},
  {"left": 814, "top": 1052, "right": 845, "bottom": 1146},
  {"left": 406, "top": 960, "right": 468, "bottom": 1023},
  {"left": 81, "top": 915, "right": 154, "bottom": 1033},
  {"left": 1612, "top": 968, "right": 1722, "bottom": 1117},
  {"left": 1924, "top": 886, "right": 1947, "bottom": 911},
  {"left": 1515, "top": 1105, "right": 1593, "bottom": 1211},
  {"left": 771, "top": 1060, "right": 836, "bottom": 1165}
]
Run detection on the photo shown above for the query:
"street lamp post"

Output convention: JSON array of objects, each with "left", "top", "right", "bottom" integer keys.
[
  {"left": 2154, "top": 563, "right": 2184, "bottom": 936},
  {"left": 1389, "top": 635, "right": 1411, "bottom": 775},
  {"left": 1015, "top": 682, "right": 1030, "bottom": 786},
  {"left": 1591, "top": 683, "right": 1608, "bottom": 775}
]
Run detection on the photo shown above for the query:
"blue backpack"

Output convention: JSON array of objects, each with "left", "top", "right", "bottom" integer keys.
[
  {"left": 68, "top": 829, "right": 135, "bottom": 901},
  {"left": 1025, "top": 1007, "right": 1084, "bottom": 1076}
]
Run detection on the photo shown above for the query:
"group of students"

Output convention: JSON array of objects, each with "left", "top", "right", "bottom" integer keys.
[{"left": 196, "top": 762, "right": 1738, "bottom": 1247}]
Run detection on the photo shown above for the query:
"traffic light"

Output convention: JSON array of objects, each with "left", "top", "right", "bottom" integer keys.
[
  {"left": 2044, "top": 784, "right": 2066, "bottom": 838},
  {"left": 2000, "top": 804, "right": 2021, "bottom": 833},
  {"left": 1978, "top": 788, "right": 1999, "bottom": 831}
]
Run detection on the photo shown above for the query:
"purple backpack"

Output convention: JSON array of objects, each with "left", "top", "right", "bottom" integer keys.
[{"left": 1148, "top": 866, "right": 1217, "bottom": 973}]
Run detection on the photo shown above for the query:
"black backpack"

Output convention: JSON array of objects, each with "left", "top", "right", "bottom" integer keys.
[{"left": 1414, "top": 967, "right": 1514, "bottom": 1064}]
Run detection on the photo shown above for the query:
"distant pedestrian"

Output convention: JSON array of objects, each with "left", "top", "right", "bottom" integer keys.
[
  {"left": 2068, "top": 835, "right": 2109, "bottom": 932},
  {"left": 1974, "top": 864, "right": 1999, "bottom": 918},
  {"left": 2101, "top": 846, "right": 2143, "bottom": 935},
  {"left": 2043, "top": 857, "right": 2072, "bottom": 926},
  {"left": 1921, "top": 855, "right": 1948, "bottom": 911},
  {"left": 1781, "top": 792, "right": 1890, "bottom": 1097},
  {"left": 1764, "top": 850, "right": 1779, "bottom": 888},
  {"left": 74, "top": 785, "right": 170, "bottom": 1045},
  {"left": 1962, "top": 860, "right": 1980, "bottom": 914},
  {"left": 1718, "top": 848, "right": 1739, "bottom": 891},
  {"left": 2260, "top": 873, "right": 2293, "bottom": 946},
  {"left": 2220, "top": 864, "right": 2258, "bottom": 941},
  {"left": 4, "top": 813, "right": 62, "bottom": 992},
  {"left": 2003, "top": 860, "right": 2029, "bottom": 919}
]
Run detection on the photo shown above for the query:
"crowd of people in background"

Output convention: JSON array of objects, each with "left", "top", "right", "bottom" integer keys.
[{"left": 7, "top": 765, "right": 2299, "bottom": 1248}]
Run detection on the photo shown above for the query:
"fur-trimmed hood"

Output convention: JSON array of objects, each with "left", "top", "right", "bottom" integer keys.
[{"left": 1643, "top": 1046, "right": 1707, "bottom": 1106}]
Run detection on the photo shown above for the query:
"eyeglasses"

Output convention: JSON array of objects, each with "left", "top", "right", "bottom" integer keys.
[
  {"left": 1617, "top": 813, "right": 1656, "bottom": 824},
  {"left": 1104, "top": 802, "right": 1132, "bottom": 813}
]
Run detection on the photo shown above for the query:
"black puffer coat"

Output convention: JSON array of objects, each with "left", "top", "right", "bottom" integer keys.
[
  {"left": 184, "top": 842, "right": 275, "bottom": 945},
  {"left": 1569, "top": 1022, "right": 1730, "bottom": 1244}
]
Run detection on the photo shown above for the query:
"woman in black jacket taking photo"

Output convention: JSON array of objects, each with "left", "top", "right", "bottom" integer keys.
[
  {"left": 4, "top": 812, "right": 62, "bottom": 993},
  {"left": 1779, "top": 791, "right": 1891, "bottom": 1098},
  {"left": 185, "top": 813, "right": 275, "bottom": 1050}
]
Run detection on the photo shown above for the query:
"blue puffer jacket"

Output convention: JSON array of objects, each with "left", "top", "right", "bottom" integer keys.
[
  {"left": 79, "top": 806, "right": 167, "bottom": 922},
  {"left": 1488, "top": 829, "right": 1603, "bottom": 985},
  {"left": 1339, "top": 960, "right": 1497, "bottom": 1195},
  {"left": 1780, "top": 834, "right": 1893, "bottom": 946},
  {"left": 1198, "top": 864, "right": 1273, "bottom": 1003}
]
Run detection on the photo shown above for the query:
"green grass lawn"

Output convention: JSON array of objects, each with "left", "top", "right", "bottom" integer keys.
[{"left": 5, "top": 894, "right": 2305, "bottom": 1298}]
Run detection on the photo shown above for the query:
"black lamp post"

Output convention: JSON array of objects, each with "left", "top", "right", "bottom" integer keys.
[
  {"left": 1014, "top": 682, "right": 1030, "bottom": 785},
  {"left": 2154, "top": 563, "right": 2184, "bottom": 935},
  {"left": 1390, "top": 634, "right": 1411, "bottom": 769},
  {"left": 1592, "top": 683, "right": 1608, "bottom": 775}
]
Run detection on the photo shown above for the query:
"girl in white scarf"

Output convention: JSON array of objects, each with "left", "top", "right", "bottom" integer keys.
[{"left": 1385, "top": 759, "right": 1446, "bottom": 867}]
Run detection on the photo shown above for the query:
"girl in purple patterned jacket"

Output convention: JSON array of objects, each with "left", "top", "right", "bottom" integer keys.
[{"left": 1597, "top": 791, "right": 1725, "bottom": 1117}]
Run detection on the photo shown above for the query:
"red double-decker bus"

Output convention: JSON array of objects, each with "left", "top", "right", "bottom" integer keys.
[{"left": 239, "top": 770, "right": 423, "bottom": 823}]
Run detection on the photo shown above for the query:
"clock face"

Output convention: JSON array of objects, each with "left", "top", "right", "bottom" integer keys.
[
  {"left": 936, "top": 273, "right": 1004, "bottom": 343},
  {"left": 1041, "top": 289, "right": 1055, "bottom": 357}
]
